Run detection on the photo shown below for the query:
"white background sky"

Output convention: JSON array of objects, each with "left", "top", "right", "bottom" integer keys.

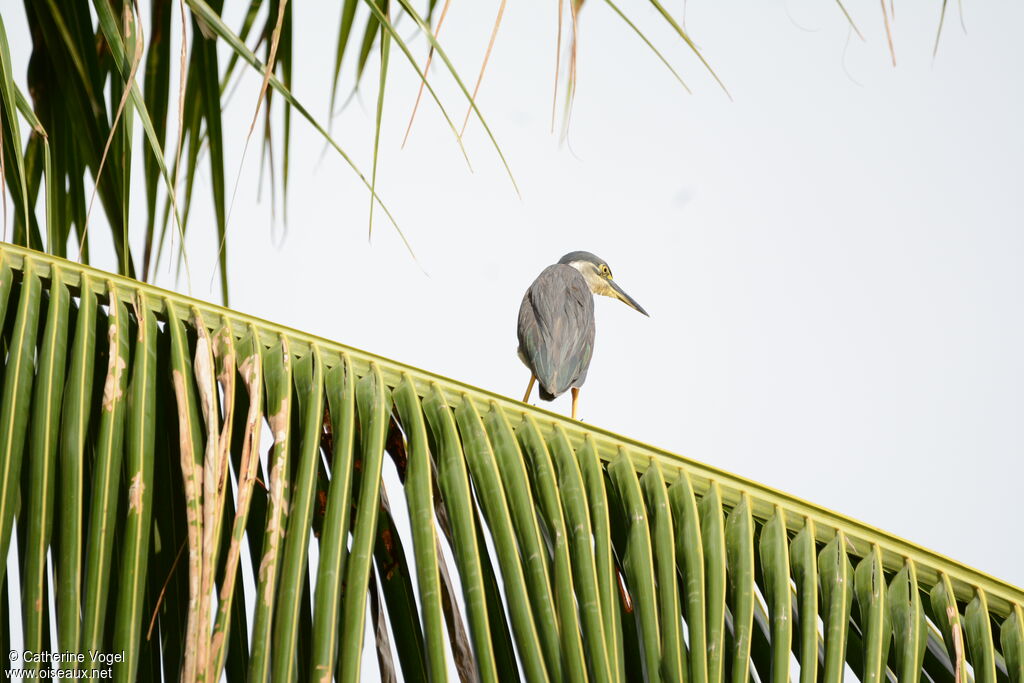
[{"left": 6, "top": 0, "right": 1023, "bottom": 596}]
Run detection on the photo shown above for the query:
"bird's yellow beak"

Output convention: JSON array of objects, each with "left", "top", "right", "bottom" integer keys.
[{"left": 608, "top": 279, "right": 649, "bottom": 317}]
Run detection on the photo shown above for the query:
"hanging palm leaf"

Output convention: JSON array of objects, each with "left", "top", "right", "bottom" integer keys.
[
  {"left": 0, "top": 241, "right": 1021, "bottom": 681},
  {"left": 1, "top": 0, "right": 735, "bottom": 304}
]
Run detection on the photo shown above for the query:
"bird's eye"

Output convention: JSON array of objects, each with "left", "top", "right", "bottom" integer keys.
[{"left": 600, "top": 265, "right": 611, "bottom": 277}]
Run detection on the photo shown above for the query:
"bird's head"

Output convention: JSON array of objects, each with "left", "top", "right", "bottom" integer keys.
[{"left": 559, "top": 251, "right": 649, "bottom": 316}]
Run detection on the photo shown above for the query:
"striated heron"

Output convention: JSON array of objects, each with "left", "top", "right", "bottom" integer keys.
[{"left": 517, "top": 251, "right": 648, "bottom": 419}]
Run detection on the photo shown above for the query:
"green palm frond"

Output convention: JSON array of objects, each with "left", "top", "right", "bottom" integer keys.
[{"left": 0, "top": 242, "right": 1020, "bottom": 681}]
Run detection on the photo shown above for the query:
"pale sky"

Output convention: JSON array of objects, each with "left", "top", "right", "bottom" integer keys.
[{"left": 5, "top": 0, "right": 1023, "bottom": 597}]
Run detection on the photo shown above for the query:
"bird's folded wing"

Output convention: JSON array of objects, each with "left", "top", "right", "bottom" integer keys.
[{"left": 518, "top": 265, "right": 595, "bottom": 398}]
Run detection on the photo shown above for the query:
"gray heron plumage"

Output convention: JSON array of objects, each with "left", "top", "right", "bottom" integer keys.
[{"left": 517, "top": 251, "right": 648, "bottom": 419}]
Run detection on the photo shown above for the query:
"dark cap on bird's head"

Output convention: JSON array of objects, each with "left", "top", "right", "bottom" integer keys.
[{"left": 558, "top": 251, "right": 604, "bottom": 267}]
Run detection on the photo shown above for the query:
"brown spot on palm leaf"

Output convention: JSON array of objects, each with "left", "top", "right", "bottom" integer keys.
[
  {"left": 206, "top": 332, "right": 264, "bottom": 680},
  {"left": 377, "top": 488, "right": 399, "bottom": 574},
  {"left": 195, "top": 312, "right": 227, "bottom": 682},
  {"left": 127, "top": 472, "right": 146, "bottom": 515},
  {"left": 385, "top": 413, "right": 408, "bottom": 481},
  {"left": 320, "top": 404, "right": 333, "bottom": 459},
  {"left": 192, "top": 325, "right": 218, "bottom": 442},
  {"left": 950, "top": 605, "right": 964, "bottom": 682},
  {"left": 257, "top": 469, "right": 286, "bottom": 604},
  {"left": 239, "top": 354, "right": 263, "bottom": 452},
  {"left": 171, "top": 361, "right": 204, "bottom": 683},
  {"left": 101, "top": 325, "right": 128, "bottom": 412},
  {"left": 212, "top": 326, "right": 237, "bottom": 487},
  {"left": 130, "top": 293, "right": 145, "bottom": 343},
  {"left": 314, "top": 489, "right": 328, "bottom": 530},
  {"left": 268, "top": 397, "right": 290, "bottom": 444},
  {"left": 380, "top": 528, "right": 399, "bottom": 580},
  {"left": 254, "top": 344, "right": 292, "bottom": 618}
]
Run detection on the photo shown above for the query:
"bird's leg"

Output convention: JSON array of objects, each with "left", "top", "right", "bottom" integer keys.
[
  {"left": 523, "top": 374, "right": 537, "bottom": 403},
  {"left": 571, "top": 387, "right": 580, "bottom": 420}
]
